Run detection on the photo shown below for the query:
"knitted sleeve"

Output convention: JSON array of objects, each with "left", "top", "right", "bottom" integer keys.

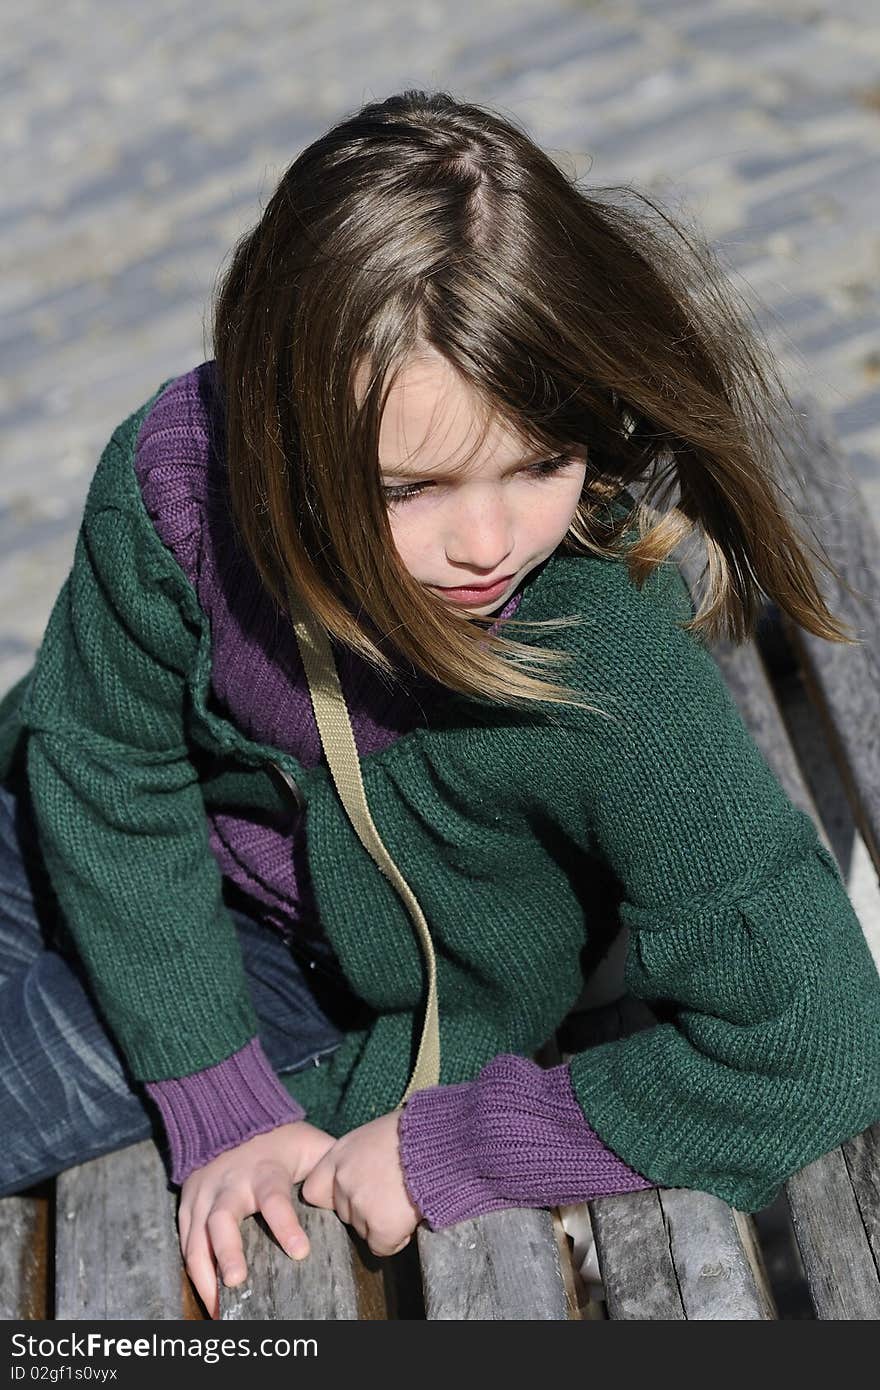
[
  {"left": 398, "top": 560, "right": 880, "bottom": 1225},
  {"left": 397, "top": 1052, "right": 654, "bottom": 1230},
  {"left": 555, "top": 560, "right": 880, "bottom": 1213},
  {"left": 144, "top": 1037, "right": 306, "bottom": 1186},
  {"left": 20, "top": 404, "right": 268, "bottom": 1093}
]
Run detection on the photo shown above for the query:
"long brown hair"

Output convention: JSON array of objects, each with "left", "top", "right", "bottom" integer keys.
[{"left": 210, "top": 88, "right": 860, "bottom": 714}]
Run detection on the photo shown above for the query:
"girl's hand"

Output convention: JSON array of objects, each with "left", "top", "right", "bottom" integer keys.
[
  {"left": 178, "top": 1119, "right": 337, "bottom": 1319},
  {"left": 300, "top": 1109, "right": 424, "bottom": 1256}
]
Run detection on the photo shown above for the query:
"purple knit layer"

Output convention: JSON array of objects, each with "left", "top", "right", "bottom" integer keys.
[
  {"left": 398, "top": 1053, "right": 655, "bottom": 1230},
  {"left": 144, "top": 1037, "right": 307, "bottom": 1186},
  {"left": 135, "top": 362, "right": 656, "bottom": 1210},
  {"left": 133, "top": 360, "right": 507, "bottom": 946}
]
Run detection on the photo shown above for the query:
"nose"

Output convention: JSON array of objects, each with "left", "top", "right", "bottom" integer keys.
[{"left": 444, "top": 490, "right": 515, "bottom": 574}]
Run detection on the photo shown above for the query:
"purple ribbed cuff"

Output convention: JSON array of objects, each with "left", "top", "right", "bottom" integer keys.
[
  {"left": 144, "top": 1036, "right": 307, "bottom": 1186},
  {"left": 398, "top": 1052, "right": 655, "bottom": 1230}
]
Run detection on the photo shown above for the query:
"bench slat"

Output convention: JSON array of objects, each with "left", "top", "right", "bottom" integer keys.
[
  {"left": 55, "top": 1140, "right": 184, "bottom": 1320},
  {"left": 589, "top": 1190, "right": 685, "bottom": 1320},
  {"left": 219, "top": 1186, "right": 360, "bottom": 1319},
  {"left": 768, "top": 395, "right": 880, "bottom": 872},
  {"left": 0, "top": 1192, "right": 49, "bottom": 1320},
  {"left": 592, "top": 1189, "right": 773, "bottom": 1320},
  {"left": 785, "top": 1128, "right": 880, "bottom": 1320},
  {"left": 560, "top": 1017, "right": 775, "bottom": 1319},
  {"left": 657, "top": 1191, "right": 774, "bottom": 1319},
  {"left": 417, "top": 1207, "right": 572, "bottom": 1319},
  {"left": 842, "top": 1121, "right": 880, "bottom": 1275}
]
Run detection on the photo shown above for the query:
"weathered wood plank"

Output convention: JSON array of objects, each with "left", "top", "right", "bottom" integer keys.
[
  {"left": 417, "top": 1207, "right": 573, "bottom": 1319},
  {"left": 841, "top": 1120, "right": 880, "bottom": 1275},
  {"left": 657, "top": 1191, "right": 775, "bottom": 1319},
  {"left": 767, "top": 394, "right": 880, "bottom": 872},
  {"left": 589, "top": 1189, "right": 685, "bottom": 1320},
  {"left": 0, "top": 1190, "right": 49, "bottom": 1319},
  {"left": 785, "top": 1132, "right": 880, "bottom": 1320},
  {"left": 219, "top": 1184, "right": 361, "bottom": 1320},
  {"left": 578, "top": 1117, "right": 774, "bottom": 1317},
  {"left": 55, "top": 1140, "right": 184, "bottom": 1320},
  {"left": 560, "top": 1011, "right": 774, "bottom": 1319}
]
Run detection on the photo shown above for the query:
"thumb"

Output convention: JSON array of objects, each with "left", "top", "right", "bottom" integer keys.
[{"left": 300, "top": 1145, "right": 337, "bottom": 1209}]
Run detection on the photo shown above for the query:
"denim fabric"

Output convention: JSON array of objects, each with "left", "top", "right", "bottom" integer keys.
[{"left": 0, "top": 776, "right": 358, "bottom": 1197}]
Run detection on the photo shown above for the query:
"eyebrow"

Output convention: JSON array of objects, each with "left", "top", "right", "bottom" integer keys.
[{"left": 379, "top": 448, "right": 565, "bottom": 478}]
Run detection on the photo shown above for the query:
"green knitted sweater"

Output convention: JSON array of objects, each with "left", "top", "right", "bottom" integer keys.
[{"left": 1, "top": 388, "right": 878, "bottom": 1213}]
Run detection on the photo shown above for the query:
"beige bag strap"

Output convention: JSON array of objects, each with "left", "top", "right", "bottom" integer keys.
[{"left": 284, "top": 578, "right": 440, "bottom": 1104}]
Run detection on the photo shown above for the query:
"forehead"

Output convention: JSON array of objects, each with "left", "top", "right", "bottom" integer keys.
[{"left": 356, "top": 349, "right": 531, "bottom": 474}]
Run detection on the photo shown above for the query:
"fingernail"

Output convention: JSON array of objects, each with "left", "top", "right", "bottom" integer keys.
[{"left": 287, "top": 1237, "right": 309, "bottom": 1259}]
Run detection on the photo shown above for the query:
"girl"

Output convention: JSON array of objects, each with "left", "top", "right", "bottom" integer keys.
[{"left": 1, "top": 90, "right": 878, "bottom": 1322}]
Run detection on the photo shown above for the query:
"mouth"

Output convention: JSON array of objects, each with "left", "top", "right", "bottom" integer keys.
[{"left": 431, "top": 573, "right": 515, "bottom": 605}]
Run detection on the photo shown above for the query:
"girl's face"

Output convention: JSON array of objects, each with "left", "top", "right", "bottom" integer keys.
[{"left": 359, "top": 348, "right": 588, "bottom": 615}]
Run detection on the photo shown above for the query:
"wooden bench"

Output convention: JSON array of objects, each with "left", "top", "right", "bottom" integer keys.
[{"left": 2, "top": 393, "right": 879, "bottom": 1321}]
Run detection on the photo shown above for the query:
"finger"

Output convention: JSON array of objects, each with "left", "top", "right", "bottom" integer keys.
[
  {"left": 364, "top": 1223, "right": 411, "bottom": 1258},
  {"left": 332, "top": 1177, "right": 354, "bottom": 1230},
  {"left": 177, "top": 1204, "right": 191, "bottom": 1253},
  {"left": 183, "top": 1225, "right": 221, "bottom": 1320},
  {"left": 300, "top": 1153, "right": 334, "bottom": 1211},
  {"left": 257, "top": 1184, "right": 311, "bottom": 1260},
  {"left": 206, "top": 1206, "right": 252, "bottom": 1288}
]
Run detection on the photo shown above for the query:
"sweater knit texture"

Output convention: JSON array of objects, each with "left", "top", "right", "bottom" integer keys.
[
  {"left": 131, "top": 363, "right": 650, "bottom": 1202},
  {"left": 0, "top": 367, "right": 878, "bottom": 1218}
]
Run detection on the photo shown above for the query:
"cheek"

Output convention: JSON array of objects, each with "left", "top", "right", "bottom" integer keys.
[
  {"left": 386, "top": 515, "right": 430, "bottom": 571},
  {"left": 557, "top": 471, "right": 588, "bottom": 525},
  {"left": 528, "top": 479, "right": 584, "bottom": 537}
]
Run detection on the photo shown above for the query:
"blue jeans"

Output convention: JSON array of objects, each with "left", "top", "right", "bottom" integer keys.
[{"left": 0, "top": 775, "right": 357, "bottom": 1197}]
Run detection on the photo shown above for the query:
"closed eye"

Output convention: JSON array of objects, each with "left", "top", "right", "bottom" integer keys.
[{"left": 382, "top": 454, "right": 576, "bottom": 505}]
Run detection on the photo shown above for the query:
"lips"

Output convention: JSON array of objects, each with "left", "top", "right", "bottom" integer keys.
[{"left": 432, "top": 573, "right": 515, "bottom": 604}]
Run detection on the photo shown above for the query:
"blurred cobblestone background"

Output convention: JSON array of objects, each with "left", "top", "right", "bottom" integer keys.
[{"left": 3, "top": 0, "right": 880, "bottom": 689}]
